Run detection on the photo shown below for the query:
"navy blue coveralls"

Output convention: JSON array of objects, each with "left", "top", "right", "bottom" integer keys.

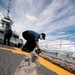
[{"left": 22, "top": 30, "right": 40, "bottom": 51}]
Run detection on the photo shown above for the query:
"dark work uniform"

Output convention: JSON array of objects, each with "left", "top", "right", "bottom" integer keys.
[
  {"left": 22, "top": 30, "right": 40, "bottom": 52},
  {"left": 3, "top": 27, "right": 12, "bottom": 46}
]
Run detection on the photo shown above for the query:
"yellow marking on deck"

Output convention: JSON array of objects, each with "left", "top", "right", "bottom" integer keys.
[
  {"left": 0, "top": 47, "right": 29, "bottom": 55},
  {"left": 39, "top": 56, "right": 74, "bottom": 75},
  {"left": 0, "top": 46, "right": 74, "bottom": 75},
  {"left": 0, "top": 47, "right": 14, "bottom": 51}
]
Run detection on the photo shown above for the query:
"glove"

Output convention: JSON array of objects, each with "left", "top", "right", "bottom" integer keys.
[{"left": 35, "top": 49, "right": 41, "bottom": 54}]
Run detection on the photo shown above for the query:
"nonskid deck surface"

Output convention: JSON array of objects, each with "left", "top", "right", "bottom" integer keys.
[{"left": 0, "top": 44, "right": 74, "bottom": 75}]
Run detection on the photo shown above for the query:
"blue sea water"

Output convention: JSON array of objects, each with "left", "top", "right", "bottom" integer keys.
[{"left": 48, "top": 51, "right": 75, "bottom": 62}]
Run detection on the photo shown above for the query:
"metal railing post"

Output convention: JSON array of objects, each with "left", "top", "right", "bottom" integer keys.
[{"left": 58, "top": 37, "right": 63, "bottom": 57}]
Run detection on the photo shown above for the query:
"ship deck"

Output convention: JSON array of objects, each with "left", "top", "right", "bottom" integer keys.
[{"left": 0, "top": 44, "right": 74, "bottom": 75}]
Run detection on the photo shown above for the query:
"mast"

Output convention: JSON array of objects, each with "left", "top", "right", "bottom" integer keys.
[
  {"left": 1, "top": 0, "right": 13, "bottom": 27},
  {"left": 7, "top": 0, "right": 11, "bottom": 18}
]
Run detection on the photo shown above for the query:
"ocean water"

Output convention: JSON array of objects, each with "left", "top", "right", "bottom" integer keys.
[{"left": 48, "top": 51, "right": 75, "bottom": 62}]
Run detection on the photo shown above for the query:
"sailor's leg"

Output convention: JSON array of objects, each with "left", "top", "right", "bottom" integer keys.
[
  {"left": 7, "top": 38, "right": 10, "bottom": 46},
  {"left": 22, "top": 40, "right": 36, "bottom": 52},
  {"left": 3, "top": 36, "right": 6, "bottom": 45}
]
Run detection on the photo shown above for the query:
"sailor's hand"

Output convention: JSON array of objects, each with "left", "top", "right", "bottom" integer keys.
[{"left": 35, "top": 49, "right": 41, "bottom": 54}]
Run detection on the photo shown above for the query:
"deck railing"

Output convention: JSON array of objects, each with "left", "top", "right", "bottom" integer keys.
[{"left": 39, "top": 34, "right": 75, "bottom": 61}]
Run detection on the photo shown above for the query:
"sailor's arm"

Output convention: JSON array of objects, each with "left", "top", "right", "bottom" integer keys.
[
  {"left": 35, "top": 41, "right": 40, "bottom": 50},
  {"left": 35, "top": 41, "right": 41, "bottom": 54}
]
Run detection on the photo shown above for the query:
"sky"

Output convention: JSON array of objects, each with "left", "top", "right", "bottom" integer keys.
[{"left": 0, "top": 0, "right": 75, "bottom": 52}]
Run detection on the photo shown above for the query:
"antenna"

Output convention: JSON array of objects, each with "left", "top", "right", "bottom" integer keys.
[
  {"left": 1, "top": 0, "right": 13, "bottom": 27},
  {"left": 7, "top": 0, "right": 11, "bottom": 18}
]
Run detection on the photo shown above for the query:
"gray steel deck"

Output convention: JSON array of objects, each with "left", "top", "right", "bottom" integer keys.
[{"left": 0, "top": 45, "right": 58, "bottom": 75}]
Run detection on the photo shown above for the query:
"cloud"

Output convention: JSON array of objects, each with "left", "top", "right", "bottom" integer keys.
[
  {"left": 39, "top": 39, "right": 75, "bottom": 52},
  {"left": 1, "top": 0, "right": 75, "bottom": 37},
  {"left": 57, "top": 32, "right": 66, "bottom": 35},
  {"left": 0, "top": 0, "right": 75, "bottom": 52},
  {"left": 10, "top": 0, "right": 74, "bottom": 35},
  {"left": 31, "top": 0, "right": 75, "bottom": 35},
  {"left": 25, "top": 13, "right": 37, "bottom": 22}
]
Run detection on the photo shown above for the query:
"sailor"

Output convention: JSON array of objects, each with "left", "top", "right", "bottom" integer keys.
[
  {"left": 22, "top": 30, "right": 46, "bottom": 54},
  {"left": 3, "top": 23, "right": 12, "bottom": 46}
]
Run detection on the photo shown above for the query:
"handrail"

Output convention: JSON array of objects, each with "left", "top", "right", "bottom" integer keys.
[
  {"left": 40, "top": 34, "right": 75, "bottom": 44},
  {"left": 40, "top": 34, "right": 75, "bottom": 58}
]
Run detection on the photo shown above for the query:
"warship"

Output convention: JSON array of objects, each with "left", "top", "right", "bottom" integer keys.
[{"left": 0, "top": 0, "right": 23, "bottom": 47}]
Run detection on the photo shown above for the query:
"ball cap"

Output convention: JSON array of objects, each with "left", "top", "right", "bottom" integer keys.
[
  {"left": 41, "top": 33, "right": 46, "bottom": 40},
  {"left": 6, "top": 23, "right": 11, "bottom": 27}
]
